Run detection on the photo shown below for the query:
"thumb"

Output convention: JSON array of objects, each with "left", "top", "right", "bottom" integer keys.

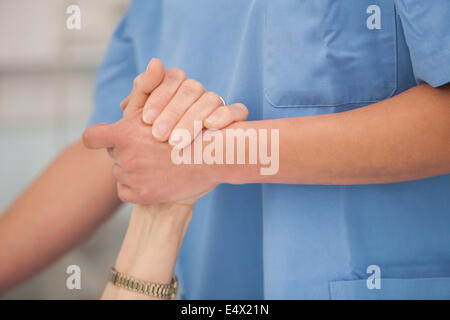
[{"left": 82, "top": 123, "right": 116, "bottom": 149}]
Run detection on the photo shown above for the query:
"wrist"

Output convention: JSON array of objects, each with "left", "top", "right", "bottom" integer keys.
[
  {"left": 132, "top": 203, "right": 193, "bottom": 230},
  {"left": 210, "top": 128, "right": 260, "bottom": 184},
  {"left": 212, "top": 163, "right": 240, "bottom": 185},
  {"left": 204, "top": 127, "right": 247, "bottom": 185},
  {"left": 114, "top": 203, "right": 193, "bottom": 283}
]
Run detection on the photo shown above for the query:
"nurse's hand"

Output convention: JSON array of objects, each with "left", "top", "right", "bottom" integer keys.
[
  {"left": 120, "top": 58, "right": 248, "bottom": 146},
  {"left": 83, "top": 113, "right": 215, "bottom": 205}
]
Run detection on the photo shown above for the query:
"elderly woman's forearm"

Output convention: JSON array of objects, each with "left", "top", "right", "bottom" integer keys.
[{"left": 101, "top": 203, "right": 192, "bottom": 300}]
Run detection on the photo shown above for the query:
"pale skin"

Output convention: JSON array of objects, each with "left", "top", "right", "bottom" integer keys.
[
  {"left": 90, "top": 58, "right": 248, "bottom": 205},
  {"left": 0, "top": 55, "right": 449, "bottom": 296},
  {"left": 84, "top": 59, "right": 450, "bottom": 205},
  {"left": 101, "top": 60, "right": 248, "bottom": 299},
  {"left": 100, "top": 59, "right": 450, "bottom": 300},
  {"left": 0, "top": 59, "right": 247, "bottom": 297},
  {"left": 101, "top": 204, "right": 193, "bottom": 300}
]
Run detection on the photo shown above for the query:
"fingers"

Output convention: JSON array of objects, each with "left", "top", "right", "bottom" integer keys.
[
  {"left": 120, "top": 93, "right": 131, "bottom": 110},
  {"left": 82, "top": 123, "right": 116, "bottom": 149},
  {"left": 204, "top": 103, "right": 248, "bottom": 129},
  {"left": 142, "top": 68, "right": 186, "bottom": 124},
  {"left": 113, "top": 164, "right": 139, "bottom": 203},
  {"left": 124, "top": 58, "right": 165, "bottom": 116},
  {"left": 152, "top": 79, "right": 205, "bottom": 141},
  {"left": 116, "top": 182, "right": 139, "bottom": 204},
  {"left": 168, "top": 91, "right": 224, "bottom": 147}
]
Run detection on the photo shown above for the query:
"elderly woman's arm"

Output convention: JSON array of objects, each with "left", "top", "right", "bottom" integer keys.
[{"left": 101, "top": 203, "right": 192, "bottom": 300}]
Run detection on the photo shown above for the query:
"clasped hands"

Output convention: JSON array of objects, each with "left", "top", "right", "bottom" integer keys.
[{"left": 83, "top": 58, "right": 248, "bottom": 206}]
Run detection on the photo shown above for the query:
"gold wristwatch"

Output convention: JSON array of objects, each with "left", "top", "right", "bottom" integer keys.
[{"left": 109, "top": 267, "right": 178, "bottom": 299}]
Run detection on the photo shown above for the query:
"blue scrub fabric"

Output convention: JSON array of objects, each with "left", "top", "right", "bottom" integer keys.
[{"left": 89, "top": 0, "right": 450, "bottom": 299}]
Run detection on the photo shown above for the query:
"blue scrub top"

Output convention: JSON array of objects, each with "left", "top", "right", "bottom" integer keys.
[{"left": 89, "top": 0, "right": 450, "bottom": 299}]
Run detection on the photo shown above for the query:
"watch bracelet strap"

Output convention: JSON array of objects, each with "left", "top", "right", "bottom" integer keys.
[{"left": 109, "top": 267, "right": 178, "bottom": 299}]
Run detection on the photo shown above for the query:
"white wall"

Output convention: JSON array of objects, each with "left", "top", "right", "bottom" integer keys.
[{"left": 0, "top": 0, "right": 132, "bottom": 299}]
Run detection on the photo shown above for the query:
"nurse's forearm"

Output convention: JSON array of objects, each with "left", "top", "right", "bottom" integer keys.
[{"left": 220, "top": 84, "right": 450, "bottom": 185}]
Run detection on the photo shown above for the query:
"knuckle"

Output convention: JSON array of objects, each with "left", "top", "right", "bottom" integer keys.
[
  {"left": 218, "top": 107, "right": 233, "bottom": 121},
  {"left": 118, "top": 194, "right": 131, "bottom": 204},
  {"left": 203, "top": 91, "right": 222, "bottom": 105},
  {"left": 166, "top": 68, "right": 186, "bottom": 82},
  {"left": 234, "top": 103, "right": 247, "bottom": 111},
  {"left": 218, "top": 106, "right": 231, "bottom": 116},
  {"left": 117, "top": 187, "right": 131, "bottom": 203},
  {"left": 179, "top": 79, "right": 204, "bottom": 97},
  {"left": 82, "top": 129, "right": 91, "bottom": 146},
  {"left": 163, "top": 106, "right": 183, "bottom": 120},
  {"left": 117, "top": 193, "right": 126, "bottom": 203},
  {"left": 133, "top": 74, "right": 143, "bottom": 89},
  {"left": 150, "top": 89, "right": 173, "bottom": 104},
  {"left": 233, "top": 103, "right": 248, "bottom": 115}
]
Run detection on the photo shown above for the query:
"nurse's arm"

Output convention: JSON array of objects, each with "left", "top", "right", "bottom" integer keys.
[{"left": 219, "top": 84, "right": 450, "bottom": 185}]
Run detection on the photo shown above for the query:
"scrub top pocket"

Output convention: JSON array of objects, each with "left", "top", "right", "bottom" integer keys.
[{"left": 264, "top": 0, "right": 398, "bottom": 108}]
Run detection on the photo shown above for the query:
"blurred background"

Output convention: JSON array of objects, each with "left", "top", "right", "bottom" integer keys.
[{"left": 0, "top": 0, "right": 131, "bottom": 299}]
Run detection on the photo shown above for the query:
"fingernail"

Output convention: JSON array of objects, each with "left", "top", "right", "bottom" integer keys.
[
  {"left": 143, "top": 109, "right": 158, "bottom": 124},
  {"left": 153, "top": 123, "right": 169, "bottom": 138},
  {"left": 206, "top": 115, "right": 218, "bottom": 124}
]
